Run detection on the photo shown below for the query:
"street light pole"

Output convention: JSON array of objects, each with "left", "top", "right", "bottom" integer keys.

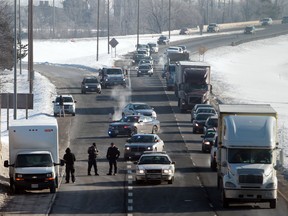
[
  {"left": 169, "top": 0, "right": 171, "bottom": 39},
  {"left": 28, "top": 0, "right": 34, "bottom": 94},
  {"left": 13, "top": 0, "right": 17, "bottom": 119},
  {"left": 96, "top": 0, "right": 100, "bottom": 61},
  {"left": 137, "top": 0, "right": 139, "bottom": 47},
  {"left": 107, "top": 0, "right": 110, "bottom": 54}
]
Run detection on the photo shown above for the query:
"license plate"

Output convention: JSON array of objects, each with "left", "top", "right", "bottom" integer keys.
[
  {"left": 91, "top": 88, "right": 95, "bottom": 91},
  {"left": 147, "top": 174, "right": 161, "bottom": 179},
  {"left": 31, "top": 184, "right": 39, "bottom": 189},
  {"left": 135, "top": 152, "right": 141, "bottom": 156},
  {"left": 114, "top": 130, "right": 119, "bottom": 133}
]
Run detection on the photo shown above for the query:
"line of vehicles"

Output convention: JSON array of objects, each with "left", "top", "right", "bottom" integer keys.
[
  {"left": 3, "top": 33, "right": 281, "bottom": 210},
  {"left": 139, "top": 38, "right": 280, "bottom": 208}
]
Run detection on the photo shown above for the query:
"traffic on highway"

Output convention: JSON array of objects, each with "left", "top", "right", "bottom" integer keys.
[{"left": 1, "top": 22, "right": 288, "bottom": 216}]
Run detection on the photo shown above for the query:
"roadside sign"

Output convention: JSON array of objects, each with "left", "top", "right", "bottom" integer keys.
[{"left": 109, "top": 38, "right": 119, "bottom": 48}]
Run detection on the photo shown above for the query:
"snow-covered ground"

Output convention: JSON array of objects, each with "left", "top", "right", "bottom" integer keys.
[{"left": 1, "top": 30, "right": 288, "bottom": 202}]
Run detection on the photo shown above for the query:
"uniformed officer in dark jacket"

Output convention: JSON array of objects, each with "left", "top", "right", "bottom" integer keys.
[
  {"left": 63, "top": 147, "right": 76, "bottom": 183},
  {"left": 88, "top": 143, "right": 99, "bottom": 176},
  {"left": 106, "top": 142, "right": 120, "bottom": 175}
]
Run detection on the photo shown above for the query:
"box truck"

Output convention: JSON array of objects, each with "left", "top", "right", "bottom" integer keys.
[
  {"left": 4, "top": 118, "right": 64, "bottom": 194},
  {"left": 216, "top": 104, "right": 278, "bottom": 208},
  {"left": 174, "top": 61, "right": 212, "bottom": 112}
]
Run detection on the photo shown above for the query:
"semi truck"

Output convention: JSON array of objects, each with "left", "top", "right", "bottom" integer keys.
[
  {"left": 162, "top": 52, "right": 189, "bottom": 91},
  {"left": 4, "top": 118, "right": 64, "bottom": 194},
  {"left": 174, "top": 61, "right": 211, "bottom": 112},
  {"left": 216, "top": 104, "right": 278, "bottom": 208}
]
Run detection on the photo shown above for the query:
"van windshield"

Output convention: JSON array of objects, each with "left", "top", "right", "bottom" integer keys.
[{"left": 15, "top": 154, "right": 53, "bottom": 167}]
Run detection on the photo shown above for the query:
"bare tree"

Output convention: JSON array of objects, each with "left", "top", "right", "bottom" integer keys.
[{"left": 0, "top": 1, "right": 13, "bottom": 70}]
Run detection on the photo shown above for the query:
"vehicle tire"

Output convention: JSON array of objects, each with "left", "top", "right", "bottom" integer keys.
[
  {"left": 72, "top": 113, "right": 76, "bottom": 116},
  {"left": 149, "top": 74, "right": 152, "bottom": 77},
  {"left": 12, "top": 183, "right": 20, "bottom": 194},
  {"left": 109, "top": 134, "right": 117, "bottom": 138},
  {"left": 135, "top": 179, "right": 142, "bottom": 184},
  {"left": 222, "top": 189, "right": 229, "bottom": 208},
  {"left": 211, "top": 161, "right": 217, "bottom": 171},
  {"left": 50, "top": 184, "right": 56, "bottom": 193},
  {"left": 152, "top": 125, "right": 158, "bottom": 134},
  {"left": 168, "top": 177, "right": 174, "bottom": 184},
  {"left": 177, "top": 99, "right": 180, "bottom": 107},
  {"left": 54, "top": 113, "right": 57, "bottom": 117},
  {"left": 122, "top": 113, "right": 125, "bottom": 118},
  {"left": 137, "top": 73, "right": 140, "bottom": 77},
  {"left": 270, "top": 199, "right": 276, "bottom": 209},
  {"left": 201, "top": 145, "right": 205, "bottom": 153}
]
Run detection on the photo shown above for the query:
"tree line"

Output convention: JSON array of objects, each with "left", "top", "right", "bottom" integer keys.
[{"left": 0, "top": 0, "right": 287, "bottom": 70}]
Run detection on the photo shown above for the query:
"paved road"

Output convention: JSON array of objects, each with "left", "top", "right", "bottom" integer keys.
[{"left": 1, "top": 23, "right": 288, "bottom": 215}]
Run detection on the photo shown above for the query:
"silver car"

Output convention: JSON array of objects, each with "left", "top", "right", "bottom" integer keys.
[
  {"left": 108, "top": 115, "right": 160, "bottom": 138},
  {"left": 122, "top": 102, "right": 157, "bottom": 119},
  {"left": 134, "top": 151, "right": 175, "bottom": 184},
  {"left": 124, "top": 134, "right": 164, "bottom": 160}
]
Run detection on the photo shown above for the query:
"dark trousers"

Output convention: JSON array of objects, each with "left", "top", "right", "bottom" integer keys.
[
  {"left": 88, "top": 159, "right": 98, "bottom": 174},
  {"left": 108, "top": 159, "right": 117, "bottom": 174},
  {"left": 65, "top": 165, "right": 75, "bottom": 182}
]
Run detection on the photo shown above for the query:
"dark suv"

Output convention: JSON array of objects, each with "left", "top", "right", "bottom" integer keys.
[
  {"left": 81, "top": 76, "right": 101, "bottom": 94},
  {"left": 207, "top": 23, "right": 220, "bottom": 32},
  {"left": 157, "top": 35, "right": 170, "bottom": 45},
  {"left": 100, "top": 67, "right": 126, "bottom": 88}
]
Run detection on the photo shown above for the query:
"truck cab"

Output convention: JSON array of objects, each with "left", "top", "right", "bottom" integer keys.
[{"left": 216, "top": 104, "right": 278, "bottom": 209}]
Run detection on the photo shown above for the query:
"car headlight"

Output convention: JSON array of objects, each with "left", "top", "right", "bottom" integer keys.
[
  {"left": 122, "top": 78, "right": 126, "bottom": 81},
  {"left": 203, "top": 141, "right": 210, "bottom": 145},
  {"left": 147, "top": 146, "right": 152, "bottom": 150},
  {"left": 125, "top": 146, "right": 130, "bottom": 150},
  {"left": 163, "top": 169, "right": 172, "bottom": 174},
  {"left": 105, "top": 78, "right": 108, "bottom": 82},
  {"left": 85, "top": 85, "right": 89, "bottom": 88},
  {"left": 152, "top": 111, "right": 157, "bottom": 118},
  {"left": 266, "top": 182, "right": 276, "bottom": 189},
  {"left": 137, "top": 169, "right": 145, "bottom": 174}
]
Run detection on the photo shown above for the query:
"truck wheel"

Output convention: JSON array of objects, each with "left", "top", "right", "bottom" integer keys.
[
  {"left": 72, "top": 113, "right": 76, "bottom": 116},
  {"left": 222, "top": 189, "right": 229, "bottom": 208},
  {"left": 270, "top": 199, "right": 276, "bottom": 209},
  {"left": 211, "top": 161, "right": 217, "bottom": 171},
  {"left": 168, "top": 177, "right": 174, "bottom": 184},
  {"left": 50, "top": 184, "right": 56, "bottom": 193},
  {"left": 54, "top": 113, "right": 57, "bottom": 117}
]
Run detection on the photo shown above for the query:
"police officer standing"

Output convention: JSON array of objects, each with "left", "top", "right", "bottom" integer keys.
[
  {"left": 63, "top": 147, "right": 76, "bottom": 183},
  {"left": 106, "top": 142, "right": 120, "bottom": 175},
  {"left": 88, "top": 143, "right": 99, "bottom": 176}
]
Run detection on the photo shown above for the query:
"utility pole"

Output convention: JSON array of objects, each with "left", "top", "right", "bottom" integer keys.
[
  {"left": 96, "top": 0, "right": 100, "bottom": 61},
  {"left": 107, "top": 0, "right": 110, "bottom": 54},
  {"left": 28, "top": 0, "right": 34, "bottom": 94},
  {"left": 53, "top": 0, "right": 55, "bottom": 38},
  {"left": 137, "top": 0, "right": 139, "bottom": 47},
  {"left": 13, "top": 0, "right": 17, "bottom": 119},
  {"left": 18, "top": 0, "right": 22, "bottom": 75},
  {"left": 168, "top": 0, "right": 171, "bottom": 39}
]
